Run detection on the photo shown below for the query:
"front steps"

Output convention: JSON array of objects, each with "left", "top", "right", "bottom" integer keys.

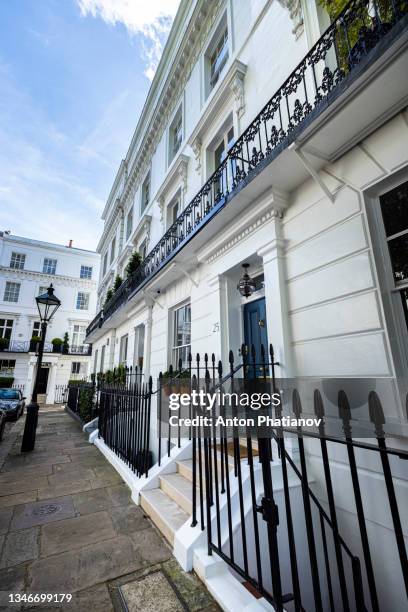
[
  {"left": 140, "top": 452, "right": 235, "bottom": 545},
  {"left": 141, "top": 458, "right": 194, "bottom": 544}
]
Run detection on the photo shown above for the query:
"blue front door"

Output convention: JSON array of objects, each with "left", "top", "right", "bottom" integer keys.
[{"left": 243, "top": 298, "right": 269, "bottom": 376}]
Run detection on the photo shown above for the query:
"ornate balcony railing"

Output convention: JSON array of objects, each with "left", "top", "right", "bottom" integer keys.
[
  {"left": 87, "top": 0, "right": 408, "bottom": 339},
  {"left": 1, "top": 340, "right": 92, "bottom": 355}
]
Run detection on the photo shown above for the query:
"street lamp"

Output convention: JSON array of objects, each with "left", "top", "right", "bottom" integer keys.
[
  {"left": 21, "top": 284, "right": 61, "bottom": 452},
  {"left": 237, "top": 263, "right": 256, "bottom": 298}
]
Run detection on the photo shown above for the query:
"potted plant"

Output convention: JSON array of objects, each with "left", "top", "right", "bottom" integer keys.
[
  {"left": 113, "top": 275, "right": 123, "bottom": 292},
  {"left": 0, "top": 337, "right": 9, "bottom": 351},
  {"left": 62, "top": 332, "right": 69, "bottom": 354},
  {"left": 160, "top": 369, "right": 191, "bottom": 396},
  {"left": 125, "top": 251, "right": 142, "bottom": 278},
  {"left": 104, "top": 289, "right": 113, "bottom": 308},
  {"left": 29, "top": 335, "right": 41, "bottom": 352},
  {"left": 51, "top": 337, "right": 63, "bottom": 353}
]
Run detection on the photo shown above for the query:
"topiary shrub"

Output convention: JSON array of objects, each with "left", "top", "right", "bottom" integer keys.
[
  {"left": 0, "top": 377, "right": 14, "bottom": 388},
  {"left": 125, "top": 251, "right": 142, "bottom": 278},
  {"left": 62, "top": 332, "right": 69, "bottom": 354},
  {"left": 51, "top": 337, "right": 63, "bottom": 353},
  {"left": 113, "top": 275, "right": 123, "bottom": 292},
  {"left": 78, "top": 386, "right": 94, "bottom": 422},
  {"left": 104, "top": 288, "right": 113, "bottom": 308}
]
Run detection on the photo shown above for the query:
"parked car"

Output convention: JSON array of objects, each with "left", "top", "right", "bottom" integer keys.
[
  {"left": 0, "top": 389, "right": 25, "bottom": 421},
  {"left": 0, "top": 409, "right": 6, "bottom": 441}
]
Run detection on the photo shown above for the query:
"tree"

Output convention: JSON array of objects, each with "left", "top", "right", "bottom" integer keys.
[
  {"left": 113, "top": 275, "right": 123, "bottom": 292},
  {"left": 125, "top": 251, "right": 142, "bottom": 278}
]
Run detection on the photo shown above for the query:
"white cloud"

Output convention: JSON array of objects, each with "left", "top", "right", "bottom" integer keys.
[{"left": 76, "top": 0, "right": 180, "bottom": 79}]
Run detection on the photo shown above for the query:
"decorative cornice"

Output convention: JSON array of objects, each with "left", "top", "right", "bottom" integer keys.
[
  {"left": 155, "top": 154, "right": 190, "bottom": 207},
  {"left": 197, "top": 189, "right": 288, "bottom": 264},
  {"left": 277, "top": 0, "right": 304, "bottom": 39},
  {"left": 0, "top": 267, "right": 97, "bottom": 289},
  {"left": 188, "top": 60, "right": 248, "bottom": 151},
  {"left": 121, "top": 0, "right": 224, "bottom": 206}
]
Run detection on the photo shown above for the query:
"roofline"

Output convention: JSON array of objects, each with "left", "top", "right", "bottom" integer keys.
[{"left": 0, "top": 233, "right": 100, "bottom": 257}]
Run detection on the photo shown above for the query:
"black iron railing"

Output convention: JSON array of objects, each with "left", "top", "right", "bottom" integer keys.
[
  {"left": 86, "top": 0, "right": 408, "bottom": 339},
  {"left": 2, "top": 340, "right": 92, "bottom": 355},
  {"left": 190, "top": 344, "right": 408, "bottom": 612},
  {"left": 66, "top": 380, "right": 97, "bottom": 422},
  {"left": 98, "top": 368, "right": 153, "bottom": 477}
]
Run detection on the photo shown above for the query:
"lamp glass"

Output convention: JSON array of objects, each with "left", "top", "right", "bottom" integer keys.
[{"left": 36, "top": 284, "right": 61, "bottom": 322}]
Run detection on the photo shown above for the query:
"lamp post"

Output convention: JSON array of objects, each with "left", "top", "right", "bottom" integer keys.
[{"left": 21, "top": 284, "right": 61, "bottom": 452}]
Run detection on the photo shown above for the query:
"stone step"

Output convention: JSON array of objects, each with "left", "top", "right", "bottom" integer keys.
[
  {"left": 176, "top": 451, "right": 236, "bottom": 484},
  {"left": 140, "top": 488, "right": 189, "bottom": 545},
  {"left": 159, "top": 472, "right": 195, "bottom": 515}
]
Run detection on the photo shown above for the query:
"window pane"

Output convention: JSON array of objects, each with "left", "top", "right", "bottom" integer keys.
[
  {"left": 43, "top": 258, "right": 57, "bottom": 274},
  {"left": 4, "top": 282, "right": 20, "bottom": 302},
  {"left": 10, "top": 252, "right": 26, "bottom": 270},
  {"left": 380, "top": 182, "right": 408, "bottom": 237},
  {"left": 80, "top": 265, "right": 92, "bottom": 279},
  {"left": 0, "top": 319, "right": 13, "bottom": 339},
  {"left": 388, "top": 234, "right": 408, "bottom": 283},
  {"left": 76, "top": 292, "right": 89, "bottom": 310}
]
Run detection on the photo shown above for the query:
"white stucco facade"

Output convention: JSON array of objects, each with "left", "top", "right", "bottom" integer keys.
[
  {"left": 85, "top": 1, "right": 408, "bottom": 608},
  {"left": 0, "top": 232, "right": 100, "bottom": 402}
]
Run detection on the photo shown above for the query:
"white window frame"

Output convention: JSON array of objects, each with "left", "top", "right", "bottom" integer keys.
[
  {"left": 110, "top": 237, "right": 116, "bottom": 264},
  {"left": 133, "top": 324, "right": 145, "bottom": 370},
  {"left": 168, "top": 105, "right": 183, "bottom": 166},
  {"left": 100, "top": 344, "right": 106, "bottom": 373},
  {"left": 10, "top": 252, "right": 26, "bottom": 270},
  {"left": 170, "top": 302, "right": 191, "bottom": 368},
  {"left": 71, "top": 324, "right": 87, "bottom": 348},
  {"left": 119, "top": 334, "right": 128, "bottom": 365},
  {"left": 141, "top": 172, "right": 151, "bottom": 213},
  {"left": 76, "top": 292, "right": 90, "bottom": 310},
  {"left": 126, "top": 207, "right": 133, "bottom": 241},
  {"left": 43, "top": 258, "right": 57, "bottom": 275},
  {"left": 0, "top": 359, "right": 16, "bottom": 374},
  {"left": 80, "top": 265, "right": 93, "bottom": 279},
  {"left": 365, "top": 169, "right": 408, "bottom": 400},
  {"left": 203, "top": 13, "right": 229, "bottom": 99},
  {"left": 102, "top": 252, "right": 108, "bottom": 277},
  {"left": 0, "top": 318, "right": 14, "bottom": 340},
  {"left": 3, "top": 282, "right": 20, "bottom": 303}
]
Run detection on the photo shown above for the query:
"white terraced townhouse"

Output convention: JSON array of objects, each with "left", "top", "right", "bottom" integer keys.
[
  {"left": 84, "top": 1, "right": 408, "bottom": 610},
  {"left": 0, "top": 232, "right": 99, "bottom": 404}
]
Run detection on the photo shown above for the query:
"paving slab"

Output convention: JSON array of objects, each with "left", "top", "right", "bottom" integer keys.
[
  {"left": 11, "top": 496, "right": 75, "bottom": 530},
  {"left": 0, "top": 465, "right": 52, "bottom": 482},
  {"left": 72, "top": 484, "right": 130, "bottom": 515},
  {"left": 109, "top": 504, "right": 150, "bottom": 536},
  {"left": 0, "top": 508, "right": 13, "bottom": 535},
  {"left": 0, "top": 527, "right": 39, "bottom": 568},
  {"left": 119, "top": 570, "right": 185, "bottom": 612},
  {"left": 40, "top": 510, "right": 116, "bottom": 557},
  {"left": 36, "top": 480, "right": 93, "bottom": 501},
  {"left": 129, "top": 528, "right": 172, "bottom": 566},
  {"left": 0, "top": 491, "right": 37, "bottom": 509},
  {"left": 29, "top": 535, "right": 144, "bottom": 593},
  {"left": 47, "top": 468, "right": 96, "bottom": 485}
]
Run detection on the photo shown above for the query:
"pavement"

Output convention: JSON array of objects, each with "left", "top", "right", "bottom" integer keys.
[{"left": 0, "top": 405, "right": 219, "bottom": 612}]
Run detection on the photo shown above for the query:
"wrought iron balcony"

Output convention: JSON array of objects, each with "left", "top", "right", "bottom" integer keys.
[
  {"left": 0, "top": 340, "right": 92, "bottom": 356},
  {"left": 86, "top": 0, "right": 408, "bottom": 339}
]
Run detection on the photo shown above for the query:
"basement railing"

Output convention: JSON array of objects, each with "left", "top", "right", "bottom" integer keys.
[
  {"left": 87, "top": 0, "right": 408, "bottom": 338},
  {"left": 186, "top": 344, "right": 408, "bottom": 612}
]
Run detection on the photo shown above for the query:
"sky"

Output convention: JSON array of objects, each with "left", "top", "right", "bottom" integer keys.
[{"left": 0, "top": 0, "right": 180, "bottom": 251}]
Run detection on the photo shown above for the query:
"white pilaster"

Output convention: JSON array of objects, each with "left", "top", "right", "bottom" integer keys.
[{"left": 257, "top": 212, "right": 293, "bottom": 377}]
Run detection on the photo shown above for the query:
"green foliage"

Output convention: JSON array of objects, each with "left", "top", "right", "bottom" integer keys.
[
  {"left": 78, "top": 386, "right": 94, "bottom": 422},
  {"left": 0, "top": 337, "right": 10, "bottom": 350},
  {"left": 63, "top": 332, "right": 69, "bottom": 353},
  {"left": 0, "top": 377, "right": 14, "bottom": 388},
  {"left": 104, "top": 288, "right": 113, "bottom": 308},
  {"left": 51, "top": 337, "right": 63, "bottom": 345},
  {"left": 125, "top": 251, "right": 142, "bottom": 278},
  {"left": 113, "top": 275, "right": 123, "bottom": 292},
  {"left": 101, "top": 364, "right": 126, "bottom": 385},
  {"left": 161, "top": 369, "right": 190, "bottom": 380}
]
